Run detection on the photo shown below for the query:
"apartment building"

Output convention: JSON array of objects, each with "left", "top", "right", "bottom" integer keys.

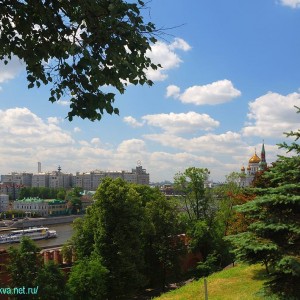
[
  {"left": 2, "top": 165, "right": 150, "bottom": 192},
  {"left": 1, "top": 172, "right": 33, "bottom": 186},
  {"left": 73, "top": 166, "right": 150, "bottom": 190},
  {"left": 32, "top": 173, "right": 50, "bottom": 187},
  {"left": 49, "top": 172, "right": 72, "bottom": 189}
]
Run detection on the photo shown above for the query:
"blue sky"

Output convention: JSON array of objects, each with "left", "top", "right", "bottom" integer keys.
[{"left": 1, "top": 0, "right": 300, "bottom": 182}]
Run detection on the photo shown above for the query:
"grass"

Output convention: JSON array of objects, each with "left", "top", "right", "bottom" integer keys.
[{"left": 154, "top": 264, "right": 270, "bottom": 300}]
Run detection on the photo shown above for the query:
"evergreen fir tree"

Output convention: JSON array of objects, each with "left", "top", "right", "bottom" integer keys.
[{"left": 227, "top": 117, "right": 300, "bottom": 299}]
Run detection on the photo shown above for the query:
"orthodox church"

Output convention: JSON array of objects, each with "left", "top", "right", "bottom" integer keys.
[{"left": 239, "top": 142, "right": 267, "bottom": 187}]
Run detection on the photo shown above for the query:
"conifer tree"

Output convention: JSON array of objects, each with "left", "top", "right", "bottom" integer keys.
[{"left": 227, "top": 116, "right": 300, "bottom": 299}]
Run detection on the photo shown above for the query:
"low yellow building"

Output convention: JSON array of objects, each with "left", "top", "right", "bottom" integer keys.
[{"left": 13, "top": 197, "right": 67, "bottom": 217}]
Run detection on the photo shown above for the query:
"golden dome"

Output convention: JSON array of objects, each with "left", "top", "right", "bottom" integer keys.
[
  {"left": 241, "top": 166, "right": 245, "bottom": 171},
  {"left": 249, "top": 153, "right": 261, "bottom": 164},
  {"left": 247, "top": 165, "right": 251, "bottom": 170}
]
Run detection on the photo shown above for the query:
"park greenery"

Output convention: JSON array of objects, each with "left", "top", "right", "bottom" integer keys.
[
  {"left": 69, "top": 179, "right": 185, "bottom": 298},
  {"left": 3, "top": 119, "right": 299, "bottom": 299},
  {"left": 2, "top": 1, "right": 298, "bottom": 299},
  {"left": 0, "top": 0, "right": 160, "bottom": 121},
  {"left": 4, "top": 173, "right": 240, "bottom": 299}
]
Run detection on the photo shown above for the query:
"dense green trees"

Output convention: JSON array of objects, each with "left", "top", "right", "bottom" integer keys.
[
  {"left": 18, "top": 186, "right": 66, "bottom": 200},
  {"left": 92, "top": 178, "right": 146, "bottom": 298},
  {"left": 174, "top": 167, "right": 233, "bottom": 276},
  {"left": 67, "top": 256, "right": 108, "bottom": 300},
  {"left": 65, "top": 187, "right": 83, "bottom": 214},
  {"left": 7, "top": 238, "right": 41, "bottom": 295},
  {"left": 144, "top": 192, "right": 185, "bottom": 290},
  {"left": 0, "top": 0, "right": 159, "bottom": 121},
  {"left": 228, "top": 129, "right": 300, "bottom": 298},
  {"left": 35, "top": 261, "right": 67, "bottom": 300},
  {"left": 69, "top": 178, "right": 185, "bottom": 298},
  {"left": 174, "top": 167, "right": 213, "bottom": 223},
  {"left": 7, "top": 238, "right": 67, "bottom": 300}
]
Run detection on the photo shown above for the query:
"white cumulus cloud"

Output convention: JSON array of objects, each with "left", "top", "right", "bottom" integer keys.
[
  {"left": 47, "top": 117, "right": 60, "bottom": 124},
  {"left": 166, "top": 85, "right": 181, "bottom": 98},
  {"left": 91, "top": 138, "right": 101, "bottom": 146},
  {"left": 144, "top": 131, "right": 242, "bottom": 153},
  {"left": 117, "top": 139, "right": 146, "bottom": 153},
  {"left": 166, "top": 80, "right": 241, "bottom": 105},
  {"left": 279, "top": 0, "right": 300, "bottom": 8},
  {"left": 142, "top": 112, "right": 219, "bottom": 134},
  {"left": 242, "top": 92, "right": 300, "bottom": 137},
  {"left": 169, "top": 38, "right": 192, "bottom": 51},
  {"left": 123, "top": 116, "right": 144, "bottom": 128},
  {"left": 146, "top": 38, "right": 191, "bottom": 81},
  {"left": 0, "top": 108, "right": 74, "bottom": 147}
]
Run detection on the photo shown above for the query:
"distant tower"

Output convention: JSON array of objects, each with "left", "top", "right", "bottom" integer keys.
[
  {"left": 58, "top": 165, "right": 61, "bottom": 173},
  {"left": 259, "top": 141, "right": 267, "bottom": 171},
  {"left": 38, "top": 162, "right": 41, "bottom": 173}
]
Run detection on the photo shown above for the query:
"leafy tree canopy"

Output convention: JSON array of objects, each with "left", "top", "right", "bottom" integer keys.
[
  {"left": 72, "top": 178, "right": 146, "bottom": 298},
  {"left": 7, "top": 238, "right": 67, "bottom": 300},
  {"left": 144, "top": 194, "right": 185, "bottom": 289},
  {"left": 0, "top": 0, "right": 159, "bottom": 121},
  {"left": 67, "top": 256, "right": 108, "bottom": 300},
  {"left": 70, "top": 179, "right": 186, "bottom": 296},
  {"left": 174, "top": 167, "right": 213, "bottom": 223},
  {"left": 18, "top": 186, "right": 65, "bottom": 199},
  {"left": 7, "top": 237, "right": 41, "bottom": 291},
  {"left": 36, "top": 261, "right": 67, "bottom": 300}
]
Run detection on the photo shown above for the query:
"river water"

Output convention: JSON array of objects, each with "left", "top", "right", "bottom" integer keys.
[{"left": 0, "top": 223, "right": 74, "bottom": 250}]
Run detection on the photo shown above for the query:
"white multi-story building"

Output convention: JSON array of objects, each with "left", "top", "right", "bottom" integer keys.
[
  {"left": 1, "top": 172, "right": 33, "bottom": 186},
  {"left": 32, "top": 173, "right": 50, "bottom": 187},
  {"left": 73, "top": 165, "right": 150, "bottom": 190},
  {"left": 49, "top": 171, "right": 72, "bottom": 189},
  {"left": 2, "top": 165, "right": 150, "bottom": 192},
  {"left": 32, "top": 171, "right": 72, "bottom": 189}
]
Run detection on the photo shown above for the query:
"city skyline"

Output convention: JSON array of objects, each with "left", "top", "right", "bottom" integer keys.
[{"left": 1, "top": 0, "right": 300, "bottom": 182}]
